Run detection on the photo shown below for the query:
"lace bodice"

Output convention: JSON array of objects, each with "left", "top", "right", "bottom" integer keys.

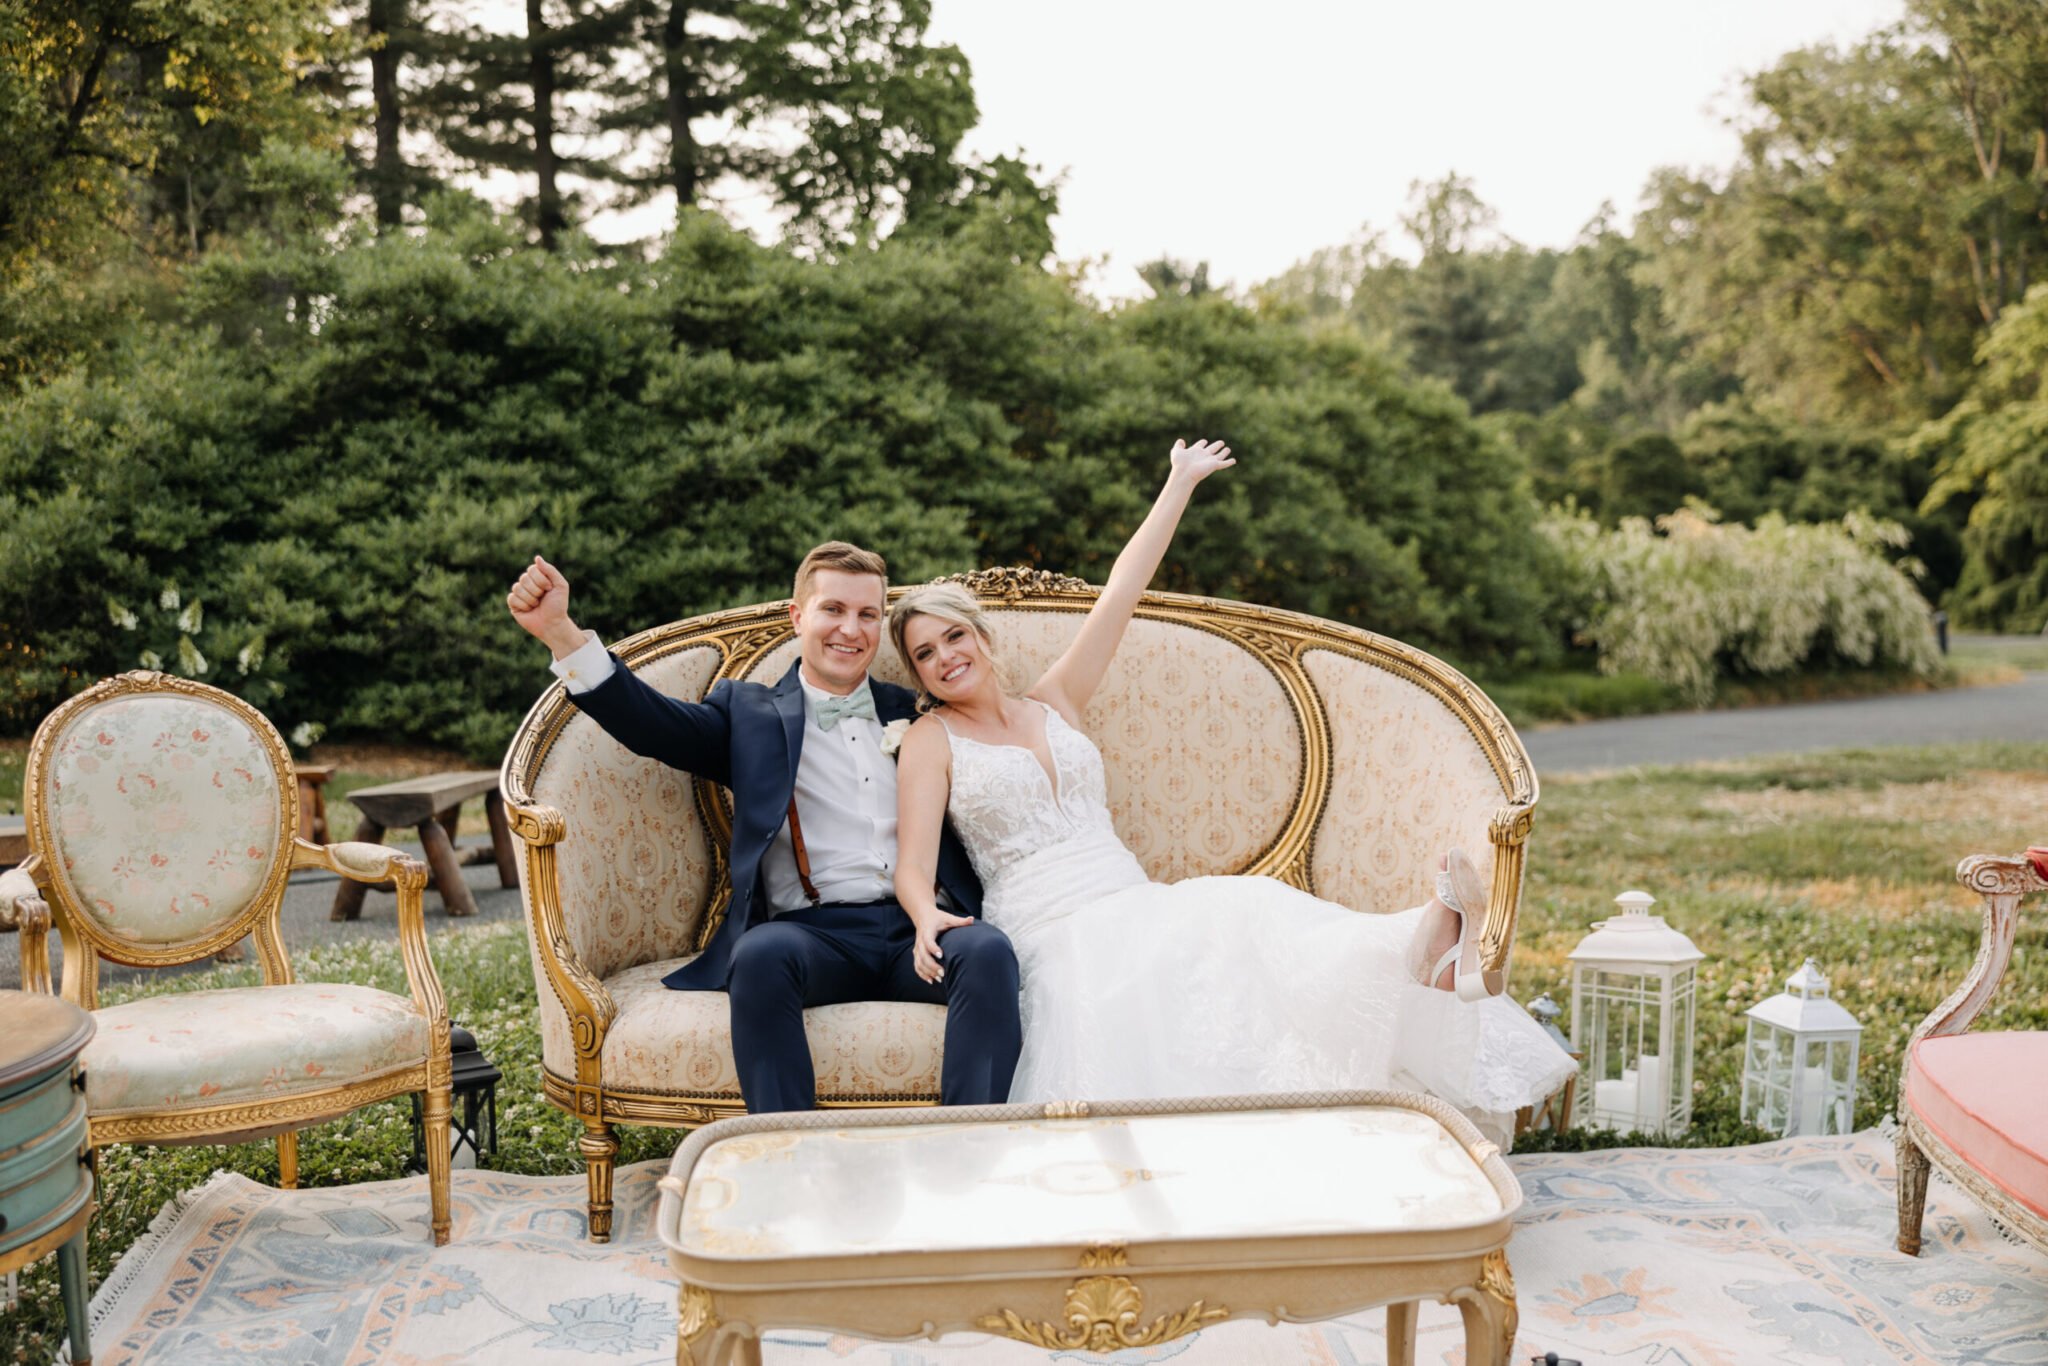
[{"left": 939, "top": 701, "right": 1132, "bottom": 894}]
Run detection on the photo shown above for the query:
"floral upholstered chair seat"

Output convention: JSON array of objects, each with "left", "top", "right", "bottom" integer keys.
[
  {"left": 0, "top": 672, "right": 458, "bottom": 1244},
  {"left": 85, "top": 984, "right": 435, "bottom": 1119},
  {"left": 503, "top": 569, "right": 1545, "bottom": 1241},
  {"left": 599, "top": 962, "right": 942, "bottom": 1099},
  {"left": 1897, "top": 851, "right": 2048, "bottom": 1256}
]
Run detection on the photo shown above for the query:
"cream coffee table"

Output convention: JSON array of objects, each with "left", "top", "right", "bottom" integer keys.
[{"left": 655, "top": 1090, "right": 1521, "bottom": 1365}]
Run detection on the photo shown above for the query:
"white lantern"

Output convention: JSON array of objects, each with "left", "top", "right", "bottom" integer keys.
[
  {"left": 1740, "top": 958, "right": 1862, "bottom": 1137},
  {"left": 1568, "top": 889, "right": 1703, "bottom": 1136}
]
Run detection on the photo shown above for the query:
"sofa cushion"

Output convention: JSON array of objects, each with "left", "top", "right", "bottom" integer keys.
[
  {"left": 84, "top": 984, "right": 432, "bottom": 1116},
  {"left": 599, "top": 960, "right": 944, "bottom": 1099},
  {"left": 1905, "top": 1032, "right": 2048, "bottom": 1218}
]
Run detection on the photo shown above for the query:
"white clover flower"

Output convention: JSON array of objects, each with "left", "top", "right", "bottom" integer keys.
[
  {"left": 880, "top": 717, "right": 912, "bottom": 758},
  {"left": 177, "top": 601, "right": 203, "bottom": 634},
  {"left": 107, "top": 599, "right": 138, "bottom": 630},
  {"left": 158, "top": 585, "right": 180, "bottom": 610}
]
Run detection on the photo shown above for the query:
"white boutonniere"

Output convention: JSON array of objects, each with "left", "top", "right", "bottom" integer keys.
[{"left": 880, "top": 717, "right": 912, "bottom": 758}]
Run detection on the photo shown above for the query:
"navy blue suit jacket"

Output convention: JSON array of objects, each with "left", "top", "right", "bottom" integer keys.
[{"left": 567, "top": 656, "right": 984, "bottom": 990}]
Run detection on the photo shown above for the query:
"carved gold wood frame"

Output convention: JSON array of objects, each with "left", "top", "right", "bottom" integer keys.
[
  {"left": 500, "top": 571, "right": 1540, "bottom": 1238},
  {"left": 6, "top": 671, "right": 457, "bottom": 1245},
  {"left": 1895, "top": 852, "right": 2048, "bottom": 1257}
]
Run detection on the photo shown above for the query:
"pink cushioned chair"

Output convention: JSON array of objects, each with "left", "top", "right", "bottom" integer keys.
[{"left": 1896, "top": 850, "right": 2048, "bottom": 1256}]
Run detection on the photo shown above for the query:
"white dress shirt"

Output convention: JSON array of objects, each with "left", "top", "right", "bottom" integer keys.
[{"left": 551, "top": 635, "right": 901, "bottom": 913}]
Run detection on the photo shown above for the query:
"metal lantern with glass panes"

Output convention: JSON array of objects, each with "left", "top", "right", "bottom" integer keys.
[
  {"left": 1521, "top": 993, "right": 1580, "bottom": 1132},
  {"left": 1568, "top": 890, "right": 1704, "bottom": 1136},
  {"left": 1740, "top": 958, "right": 1862, "bottom": 1137}
]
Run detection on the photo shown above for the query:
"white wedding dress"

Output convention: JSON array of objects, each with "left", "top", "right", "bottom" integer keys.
[{"left": 941, "top": 700, "right": 1575, "bottom": 1135}]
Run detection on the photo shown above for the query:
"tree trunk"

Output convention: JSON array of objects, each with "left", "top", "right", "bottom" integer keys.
[
  {"left": 528, "top": 0, "right": 562, "bottom": 248},
  {"left": 661, "top": 2, "right": 698, "bottom": 208},
  {"left": 368, "top": 0, "right": 405, "bottom": 230}
]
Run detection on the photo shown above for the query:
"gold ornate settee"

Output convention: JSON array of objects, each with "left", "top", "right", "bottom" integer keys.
[{"left": 500, "top": 570, "right": 1541, "bottom": 1240}]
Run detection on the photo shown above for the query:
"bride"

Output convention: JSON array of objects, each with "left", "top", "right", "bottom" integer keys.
[{"left": 889, "top": 439, "right": 1575, "bottom": 1135}]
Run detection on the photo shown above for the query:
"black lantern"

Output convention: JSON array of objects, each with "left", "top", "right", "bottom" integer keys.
[{"left": 409, "top": 1024, "right": 501, "bottom": 1173}]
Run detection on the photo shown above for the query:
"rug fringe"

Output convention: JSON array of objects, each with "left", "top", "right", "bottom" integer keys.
[{"left": 58, "top": 1168, "right": 254, "bottom": 1365}]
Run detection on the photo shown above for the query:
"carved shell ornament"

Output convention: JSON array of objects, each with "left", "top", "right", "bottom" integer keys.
[{"left": 934, "top": 567, "right": 1092, "bottom": 602}]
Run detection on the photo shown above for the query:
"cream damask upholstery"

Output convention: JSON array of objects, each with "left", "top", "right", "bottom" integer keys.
[
  {"left": 502, "top": 569, "right": 1540, "bottom": 1242},
  {"left": 1, "top": 672, "right": 457, "bottom": 1245}
]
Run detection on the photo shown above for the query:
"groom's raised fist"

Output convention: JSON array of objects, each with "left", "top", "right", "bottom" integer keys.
[{"left": 507, "top": 556, "right": 587, "bottom": 659}]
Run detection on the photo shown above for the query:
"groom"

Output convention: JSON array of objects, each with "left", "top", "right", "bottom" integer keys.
[{"left": 506, "top": 543, "right": 1022, "bottom": 1113}]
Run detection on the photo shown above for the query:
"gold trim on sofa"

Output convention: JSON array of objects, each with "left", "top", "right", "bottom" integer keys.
[{"left": 500, "top": 571, "right": 1540, "bottom": 1242}]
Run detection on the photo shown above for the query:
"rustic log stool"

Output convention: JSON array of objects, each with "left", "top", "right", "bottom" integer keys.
[
  {"left": 291, "top": 763, "right": 337, "bottom": 842},
  {"left": 331, "top": 771, "right": 516, "bottom": 920}
]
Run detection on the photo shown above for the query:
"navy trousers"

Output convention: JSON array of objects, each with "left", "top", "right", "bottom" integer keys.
[{"left": 724, "top": 900, "right": 1023, "bottom": 1114}]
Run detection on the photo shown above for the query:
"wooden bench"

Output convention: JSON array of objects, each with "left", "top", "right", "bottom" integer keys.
[{"left": 331, "top": 771, "right": 517, "bottom": 920}]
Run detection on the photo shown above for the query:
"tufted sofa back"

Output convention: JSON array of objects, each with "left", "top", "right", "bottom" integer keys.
[{"left": 503, "top": 571, "right": 1538, "bottom": 1014}]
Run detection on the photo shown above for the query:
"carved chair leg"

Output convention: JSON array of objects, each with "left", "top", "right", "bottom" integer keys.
[
  {"left": 710, "top": 1330, "right": 761, "bottom": 1366},
  {"left": 423, "top": 1081, "right": 454, "bottom": 1246},
  {"left": 277, "top": 1129, "right": 299, "bottom": 1189},
  {"left": 581, "top": 1120, "right": 619, "bottom": 1243},
  {"left": 1897, "top": 1127, "right": 1931, "bottom": 1257},
  {"left": 1457, "top": 1249, "right": 1517, "bottom": 1366},
  {"left": 1386, "top": 1298, "right": 1417, "bottom": 1366}
]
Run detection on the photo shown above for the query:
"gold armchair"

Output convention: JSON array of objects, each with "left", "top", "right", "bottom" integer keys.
[{"left": 0, "top": 672, "right": 454, "bottom": 1245}]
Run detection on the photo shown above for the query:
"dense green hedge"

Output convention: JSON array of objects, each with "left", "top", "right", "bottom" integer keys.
[{"left": 0, "top": 202, "right": 1560, "bottom": 755}]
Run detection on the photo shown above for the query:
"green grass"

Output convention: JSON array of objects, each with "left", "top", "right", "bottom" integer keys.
[{"left": 5, "top": 739, "right": 2048, "bottom": 1358}]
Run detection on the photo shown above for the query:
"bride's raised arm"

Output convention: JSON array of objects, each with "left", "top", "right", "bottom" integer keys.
[{"left": 1029, "top": 439, "right": 1234, "bottom": 722}]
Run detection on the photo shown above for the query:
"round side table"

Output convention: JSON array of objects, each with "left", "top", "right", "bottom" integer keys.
[{"left": 0, "top": 991, "right": 96, "bottom": 1365}]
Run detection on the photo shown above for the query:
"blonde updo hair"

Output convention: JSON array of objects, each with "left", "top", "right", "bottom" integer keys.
[{"left": 888, "top": 583, "right": 1007, "bottom": 712}]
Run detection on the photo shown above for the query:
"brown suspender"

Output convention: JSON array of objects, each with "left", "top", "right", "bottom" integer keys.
[{"left": 785, "top": 796, "right": 822, "bottom": 904}]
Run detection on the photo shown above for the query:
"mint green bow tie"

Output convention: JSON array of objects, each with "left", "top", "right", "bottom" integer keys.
[{"left": 815, "top": 688, "right": 877, "bottom": 731}]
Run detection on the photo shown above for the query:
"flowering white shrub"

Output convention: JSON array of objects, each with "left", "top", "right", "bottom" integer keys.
[{"left": 1544, "top": 505, "right": 1942, "bottom": 701}]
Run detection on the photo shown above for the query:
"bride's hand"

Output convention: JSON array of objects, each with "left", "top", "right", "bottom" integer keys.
[
  {"left": 1169, "top": 438, "right": 1235, "bottom": 485},
  {"left": 912, "top": 905, "right": 975, "bottom": 984}
]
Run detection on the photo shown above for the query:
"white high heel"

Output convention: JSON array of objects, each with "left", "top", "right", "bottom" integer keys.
[{"left": 1428, "top": 848, "right": 1504, "bottom": 1002}]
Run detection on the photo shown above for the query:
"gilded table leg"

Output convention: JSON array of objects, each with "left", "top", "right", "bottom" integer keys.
[
  {"left": 58, "top": 1229, "right": 91, "bottom": 1366},
  {"left": 677, "top": 1283, "right": 718, "bottom": 1365},
  {"left": 1897, "top": 1128, "right": 1931, "bottom": 1256},
  {"left": 1459, "top": 1249, "right": 1518, "bottom": 1366},
  {"left": 277, "top": 1129, "right": 299, "bottom": 1188},
  {"left": 417, "top": 818, "right": 479, "bottom": 917},
  {"left": 582, "top": 1121, "right": 619, "bottom": 1243},
  {"left": 1386, "top": 1299, "right": 1417, "bottom": 1366},
  {"left": 712, "top": 1331, "right": 762, "bottom": 1366}
]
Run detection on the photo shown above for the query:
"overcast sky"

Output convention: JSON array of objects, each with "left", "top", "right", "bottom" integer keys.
[{"left": 919, "top": 0, "right": 1909, "bottom": 297}]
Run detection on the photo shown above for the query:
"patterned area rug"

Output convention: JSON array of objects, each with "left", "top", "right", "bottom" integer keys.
[{"left": 74, "top": 1129, "right": 2048, "bottom": 1365}]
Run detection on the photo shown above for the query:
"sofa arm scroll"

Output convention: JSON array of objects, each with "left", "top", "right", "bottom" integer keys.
[
  {"left": 1479, "top": 802, "right": 1536, "bottom": 978},
  {"left": 500, "top": 798, "right": 617, "bottom": 1059}
]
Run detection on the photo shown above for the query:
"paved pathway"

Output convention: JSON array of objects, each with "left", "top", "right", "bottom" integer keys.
[{"left": 1525, "top": 672, "right": 2048, "bottom": 774}]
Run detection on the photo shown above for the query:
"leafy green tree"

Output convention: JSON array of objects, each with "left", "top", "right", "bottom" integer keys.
[
  {"left": 1915, "top": 282, "right": 2048, "bottom": 629},
  {"left": 597, "top": 0, "right": 980, "bottom": 247}
]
